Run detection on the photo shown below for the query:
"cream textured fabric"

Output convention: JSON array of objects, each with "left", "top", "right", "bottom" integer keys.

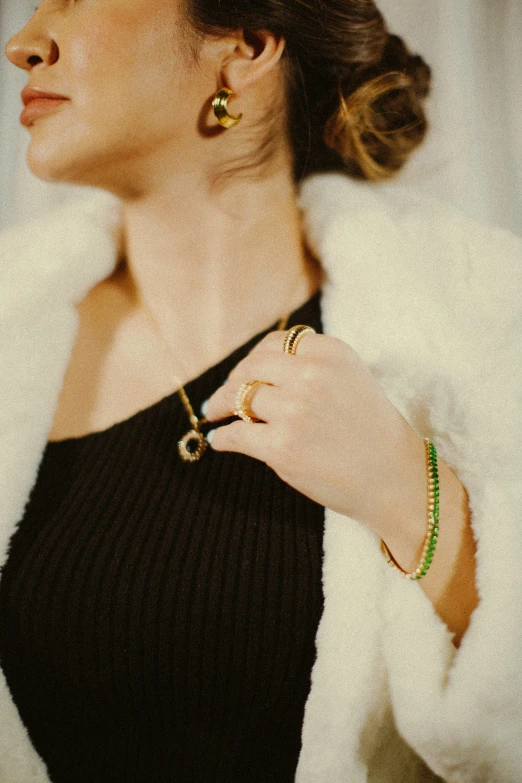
[{"left": 0, "top": 174, "right": 521, "bottom": 783}]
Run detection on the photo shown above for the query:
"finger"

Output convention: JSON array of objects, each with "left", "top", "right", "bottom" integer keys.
[
  {"left": 226, "top": 350, "right": 296, "bottom": 387},
  {"left": 206, "top": 379, "right": 288, "bottom": 424},
  {"left": 221, "top": 331, "right": 332, "bottom": 394},
  {"left": 250, "top": 327, "right": 323, "bottom": 357},
  {"left": 205, "top": 332, "right": 338, "bottom": 422},
  {"left": 205, "top": 353, "right": 297, "bottom": 421},
  {"left": 207, "top": 420, "right": 272, "bottom": 462}
]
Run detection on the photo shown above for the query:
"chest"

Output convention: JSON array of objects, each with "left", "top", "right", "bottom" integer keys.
[{"left": 0, "top": 396, "right": 326, "bottom": 780}]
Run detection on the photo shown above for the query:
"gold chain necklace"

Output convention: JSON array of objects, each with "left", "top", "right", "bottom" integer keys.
[
  {"left": 176, "top": 311, "right": 292, "bottom": 462},
  {"left": 137, "top": 284, "right": 300, "bottom": 463}
]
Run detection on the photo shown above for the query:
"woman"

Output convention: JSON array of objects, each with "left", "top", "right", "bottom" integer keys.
[{"left": 0, "top": 0, "right": 520, "bottom": 781}]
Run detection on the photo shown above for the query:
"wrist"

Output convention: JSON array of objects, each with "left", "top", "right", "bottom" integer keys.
[
  {"left": 385, "top": 455, "right": 466, "bottom": 585},
  {"left": 380, "top": 433, "right": 434, "bottom": 574}
]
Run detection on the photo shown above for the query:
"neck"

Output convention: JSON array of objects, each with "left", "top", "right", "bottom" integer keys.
[{"left": 111, "top": 165, "right": 323, "bottom": 373}]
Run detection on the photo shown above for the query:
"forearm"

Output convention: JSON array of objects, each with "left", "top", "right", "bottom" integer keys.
[{"left": 382, "top": 435, "right": 480, "bottom": 646}]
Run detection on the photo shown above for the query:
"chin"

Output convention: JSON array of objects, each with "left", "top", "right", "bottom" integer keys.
[
  {"left": 26, "top": 131, "right": 109, "bottom": 189},
  {"left": 26, "top": 119, "right": 148, "bottom": 195},
  {"left": 27, "top": 133, "right": 79, "bottom": 184}
]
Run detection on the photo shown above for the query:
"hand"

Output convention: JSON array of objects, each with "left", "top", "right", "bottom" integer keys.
[
  {"left": 207, "top": 329, "right": 479, "bottom": 641},
  {"left": 205, "top": 330, "right": 427, "bottom": 543}
]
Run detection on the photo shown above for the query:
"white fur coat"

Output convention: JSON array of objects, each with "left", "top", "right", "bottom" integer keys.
[{"left": 0, "top": 174, "right": 521, "bottom": 783}]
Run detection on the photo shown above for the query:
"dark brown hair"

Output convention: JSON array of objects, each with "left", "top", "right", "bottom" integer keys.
[{"left": 185, "top": 0, "right": 431, "bottom": 182}]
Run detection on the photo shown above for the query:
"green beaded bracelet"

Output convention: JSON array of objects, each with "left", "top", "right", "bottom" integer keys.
[{"left": 381, "top": 438, "right": 440, "bottom": 581}]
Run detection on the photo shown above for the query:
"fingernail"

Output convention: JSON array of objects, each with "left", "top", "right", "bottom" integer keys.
[
  {"left": 200, "top": 398, "right": 209, "bottom": 417},
  {"left": 206, "top": 429, "right": 215, "bottom": 446}
]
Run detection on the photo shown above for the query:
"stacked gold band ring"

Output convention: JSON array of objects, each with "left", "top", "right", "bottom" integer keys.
[
  {"left": 282, "top": 324, "right": 316, "bottom": 355},
  {"left": 234, "top": 325, "right": 316, "bottom": 424},
  {"left": 234, "top": 380, "right": 268, "bottom": 423}
]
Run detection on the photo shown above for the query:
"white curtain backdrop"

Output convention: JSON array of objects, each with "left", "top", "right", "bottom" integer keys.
[
  {"left": 1, "top": 0, "right": 521, "bottom": 235},
  {"left": 378, "top": 0, "right": 522, "bottom": 237}
]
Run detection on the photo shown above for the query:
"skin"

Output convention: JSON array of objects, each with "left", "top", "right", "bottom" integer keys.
[{"left": 6, "top": 0, "right": 478, "bottom": 644}]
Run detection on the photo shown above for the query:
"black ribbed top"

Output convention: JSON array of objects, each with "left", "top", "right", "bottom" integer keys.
[{"left": 0, "top": 291, "right": 325, "bottom": 783}]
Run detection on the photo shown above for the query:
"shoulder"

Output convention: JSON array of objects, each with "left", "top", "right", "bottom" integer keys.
[
  {"left": 300, "top": 173, "right": 522, "bottom": 341},
  {"left": 300, "top": 172, "right": 522, "bottom": 287},
  {"left": 0, "top": 191, "right": 121, "bottom": 321}
]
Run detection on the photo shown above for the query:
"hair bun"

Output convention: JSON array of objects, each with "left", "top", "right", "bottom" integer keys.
[{"left": 323, "top": 34, "right": 431, "bottom": 180}]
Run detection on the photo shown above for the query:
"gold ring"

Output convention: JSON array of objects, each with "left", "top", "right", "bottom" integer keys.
[
  {"left": 283, "top": 324, "right": 316, "bottom": 355},
  {"left": 234, "top": 380, "right": 268, "bottom": 423}
]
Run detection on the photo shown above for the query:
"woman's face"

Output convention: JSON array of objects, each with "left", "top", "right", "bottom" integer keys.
[{"left": 5, "top": 0, "right": 220, "bottom": 192}]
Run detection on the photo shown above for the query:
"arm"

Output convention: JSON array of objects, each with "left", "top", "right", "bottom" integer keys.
[
  {"left": 381, "top": 433, "right": 479, "bottom": 647},
  {"left": 377, "top": 213, "right": 522, "bottom": 783},
  {"left": 206, "top": 190, "right": 522, "bottom": 782}
]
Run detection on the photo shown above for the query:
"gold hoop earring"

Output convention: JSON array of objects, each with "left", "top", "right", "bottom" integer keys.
[{"left": 212, "top": 88, "right": 243, "bottom": 129}]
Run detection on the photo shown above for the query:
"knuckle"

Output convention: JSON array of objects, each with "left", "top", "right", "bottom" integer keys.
[
  {"left": 254, "top": 331, "right": 280, "bottom": 353},
  {"left": 300, "top": 370, "right": 321, "bottom": 397},
  {"left": 281, "top": 395, "right": 305, "bottom": 424},
  {"left": 331, "top": 335, "right": 355, "bottom": 360},
  {"left": 268, "top": 330, "right": 284, "bottom": 346},
  {"left": 298, "top": 363, "right": 325, "bottom": 397},
  {"left": 210, "top": 427, "right": 225, "bottom": 450},
  {"left": 270, "top": 422, "right": 293, "bottom": 465},
  {"left": 212, "top": 424, "right": 235, "bottom": 451},
  {"left": 227, "top": 358, "right": 250, "bottom": 384}
]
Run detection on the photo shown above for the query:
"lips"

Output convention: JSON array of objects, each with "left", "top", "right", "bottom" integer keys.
[
  {"left": 21, "top": 87, "right": 69, "bottom": 106},
  {"left": 20, "top": 87, "right": 70, "bottom": 127}
]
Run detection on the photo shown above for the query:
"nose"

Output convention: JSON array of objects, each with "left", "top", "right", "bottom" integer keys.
[{"left": 5, "top": 17, "right": 59, "bottom": 72}]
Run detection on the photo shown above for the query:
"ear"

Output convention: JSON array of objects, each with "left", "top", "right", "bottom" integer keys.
[{"left": 220, "top": 30, "right": 286, "bottom": 94}]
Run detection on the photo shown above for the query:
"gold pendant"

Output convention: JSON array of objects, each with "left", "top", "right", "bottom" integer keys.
[{"left": 178, "top": 429, "right": 207, "bottom": 462}]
